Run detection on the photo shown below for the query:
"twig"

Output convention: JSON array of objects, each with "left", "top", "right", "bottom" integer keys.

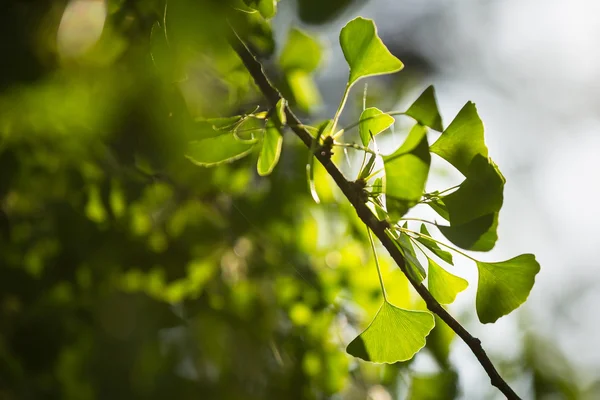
[{"left": 228, "top": 29, "right": 521, "bottom": 400}]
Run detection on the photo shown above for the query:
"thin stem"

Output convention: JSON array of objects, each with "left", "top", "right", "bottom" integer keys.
[
  {"left": 398, "top": 217, "right": 437, "bottom": 226},
  {"left": 399, "top": 226, "right": 478, "bottom": 262},
  {"left": 333, "top": 142, "right": 379, "bottom": 155},
  {"left": 367, "top": 227, "right": 387, "bottom": 302},
  {"left": 339, "top": 111, "right": 407, "bottom": 133},
  {"left": 331, "top": 84, "right": 351, "bottom": 136}
]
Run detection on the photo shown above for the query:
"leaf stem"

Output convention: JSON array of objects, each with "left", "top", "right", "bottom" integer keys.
[
  {"left": 399, "top": 226, "right": 478, "bottom": 262},
  {"left": 398, "top": 217, "right": 437, "bottom": 226},
  {"left": 331, "top": 83, "right": 351, "bottom": 137},
  {"left": 367, "top": 227, "right": 387, "bottom": 302},
  {"left": 333, "top": 142, "right": 379, "bottom": 155}
]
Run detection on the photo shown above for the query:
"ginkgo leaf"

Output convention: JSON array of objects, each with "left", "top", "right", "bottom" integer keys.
[
  {"left": 416, "top": 224, "right": 453, "bottom": 265},
  {"left": 257, "top": 119, "right": 283, "bottom": 176},
  {"left": 339, "top": 17, "right": 404, "bottom": 87},
  {"left": 346, "top": 301, "right": 435, "bottom": 363},
  {"left": 359, "top": 107, "right": 395, "bottom": 146},
  {"left": 427, "top": 197, "right": 449, "bottom": 221},
  {"left": 438, "top": 213, "right": 498, "bottom": 252},
  {"left": 405, "top": 86, "right": 443, "bottom": 132},
  {"left": 476, "top": 254, "right": 540, "bottom": 324},
  {"left": 443, "top": 156, "right": 505, "bottom": 226},
  {"left": 427, "top": 258, "right": 467, "bottom": 305},
  {"left": 358, "top": 152, "right": 377, "bottom": 180},
  {"left": 275, "top": 98, "right": 287, "bottom": 126},
  {"left": 286, "top": 70, "right": 322, "bottom": 111},
  {"left": 383, "top": 124, "right": 430, "bottom": 220},
  {"left": 186, "top": 134, "right": 257, "bottom": 167},
  {"left": 430, "top": 102, "right": 487, "bottom": 178}
]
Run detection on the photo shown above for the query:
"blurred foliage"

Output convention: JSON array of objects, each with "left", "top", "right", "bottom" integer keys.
[{"left": 0, "top": 0, "right": 591, "bottom": 399}]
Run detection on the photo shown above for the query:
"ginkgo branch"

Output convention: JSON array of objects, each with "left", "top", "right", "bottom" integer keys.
[{"left": 228, "top": 28, "right": 521, "bottom": 400}]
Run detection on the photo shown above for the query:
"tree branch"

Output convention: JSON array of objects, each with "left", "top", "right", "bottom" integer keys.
[{"left": 228, "top": 30, "right": 521, "bottom": 400}]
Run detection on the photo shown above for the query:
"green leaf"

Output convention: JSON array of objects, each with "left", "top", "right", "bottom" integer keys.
[
  {"left": 427, "top": 197, "right": 449, "bottom": 221},
  {"left": 383, "top": 124, "right": 430, "bottom": 220},
  {"left": 427, "top": 258, "right": 467, "bottom": 305},
  {"left": 426, "top": 315, "right": 455, "bottom": 367},
  {"left": 438, "top": 213, "right": 498, "bottom": 252},
  {"left": 279, "top": 28, "right": 321, "bottom": 73},
  {"left": 408, "top": 371, "right": 458, "bottom": 400},
  {"left": 186, "top": 134, "right": 257, "bottom": 167},
  {"left": 257, "top": 119, "right": 283, "bottom": 176},
  {"left": 339, "top": 17, "right": 404, "bottom": 87},
  {"left": 243, "top": 0, "right": 277, "bottom": 19},
  {"left": 416, "top": 224, "right": 453, "bottom": 265},
  {"left": 286, "top": 70, "right": 321, "bottom": 112},
  {"left": 346, "top": 301, "right": 435, "bottom": 363},
  {"left": 430, "top": 102, "right": 487, "bottom": 177},
  {"left": 476, "top": 254, "right": 540, "bottom": 324},
  {"left": 394, "top": 231, "right": 426, "bottom": 283},
  {"left": 358, "top": 107, "right": 395, "bottom": 146},
  {"left": 405, "top": 86, "right": 443, "bottom": 132},
  {"left": 443, "top": 156, "right": 505, "bottom": 225}
]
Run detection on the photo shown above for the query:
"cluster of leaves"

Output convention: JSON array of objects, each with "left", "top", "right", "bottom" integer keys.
[{"left": 188, "top": 16, "right": 541, "bottom": 365}]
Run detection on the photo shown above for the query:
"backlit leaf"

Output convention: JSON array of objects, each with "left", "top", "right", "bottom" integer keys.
[
  {"left": 383, "top": 124, "right": 430, "bottom": 220},
  {"left": 430, "top": 102, "right": 487, "bottom": 177},
  {"left": 279, "top": 28, "right": 321, "bottom": 73},
  {"left": 394, "top": 231, "right": 426, "bottom": 283},
  {"left": 416, "top": 224, "right": 453, "bottom": 265},
  {"left": 339, "top": 17, "right": 404, "bottom": 87},
  {"left": 405, "top": 86, "right": 443, "bottom": 131},
  {"left": 346, "top": 301, "right": 434, "bottom": 363},
  {"left": 427, "top": 258, "right": 467, "bottom": 305},
  {"left": 257, "top": 119, "right": 283, "bottom": 176},
  {"left": 358, "top": 107, "right": 394, "bottom": 146},
  {"left": 476, "top": 254, "right": 540, "bottom": 323},
  {"left": 438, "top": 213, "right": 498, "bottom": 252}
]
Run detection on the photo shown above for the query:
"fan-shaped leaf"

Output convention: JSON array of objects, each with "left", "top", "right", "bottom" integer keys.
[
  {"left": 476, "top": 254, "right": 540, "bottom": 323},
  {"left": 257, "top": 119, "right": 283, "bottom": 176},
  {"left": 359, "top": 107, "right": 394, "bottom": 146},
  {"left": 383, "top": 124, "right": 430, "bottom": 220},
  {"left": 346, "top": 301, "right": 435, "bottom": 363},
  {"left": 430, "top": 102, "right": 487, "bottom": 177},
  {"left": 406, "top": 86, "right": 443, "bottom": 131},
  {"left": 340, "top": 17, "right": 404, "bottom": 87},
  {"left": 427, "top": 258, "right": 467, "bottom": 305},
  {"left": 438, "top": 213, "right": 498, "bottom": 252}
]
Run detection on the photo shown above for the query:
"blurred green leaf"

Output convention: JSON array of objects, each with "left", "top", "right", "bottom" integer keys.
[
  {"left": 430, "top": 102, "right": 487, "bottom": 177},
  {"left": 427, "top": 258, "right": 467, "bottom": 305},
  {"left": 257, "top": 119, "right": 283, "bottom": 176},
  {"left": 383, "top": 124, "right": 430, "bottom": 220},
  {"left": 346, "top": 301, "right": 434, "bottom": 363},
  {"left": 406, "top": 86, "right": 443, "bottom": 132},
  {"left": 186, "top": 134, "right": 257, "bottom": 167},
  {"left": 358, "top": 107, "right": 394, "bottom": 146},
  {"left": 408, "top": 370, "right": 458, "bottom": 400},
  {"left": 416, "top": 224, "right": 453, "bottom": 265},
  {"left": 340, "top": 17, "right": 404, "bottom": 87},
  {"left": 476, "top": 254, "right": 540, "bottom": 323},
  {"left": 279, "top": 28, "right": 321, "bottom": 73}
]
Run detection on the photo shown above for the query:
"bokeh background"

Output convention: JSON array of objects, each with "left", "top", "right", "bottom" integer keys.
[{"left": 1, "top": 0, "right": 599, "bottom": 399}]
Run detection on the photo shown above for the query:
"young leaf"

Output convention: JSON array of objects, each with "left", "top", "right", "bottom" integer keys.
[
  {"left": 416, "top": 224, "right": 453, "bottom": 265},
  {"left": 437, "top": 213, "right": 498, "bottom": 252},
  {"left": 339, "top": 17, "right": 404, "bottom": 87},
  {"left": 427, "top": 197, "right": 450, "bottom": 221},
  {"left": 476, "top": 254, "right": 540, "bottom": 323},
  {"left": 430, "top": 102, "right": 487, "bottom": 177},
  {"left": 405, "top": 86, "right": 443, "bottom": 132},
  {"left": 383, "top": 124, "right": 430, "bottom": 220},
  {"left": 427, "top": 258, "right": 467, "bottom": 305},
  {"left": 257, "top": 119, "right": 283, "bottom": 176},
  {"left": 395, "top": 231, "right": 426, "bottom": 283},
  {"left": 358, "top": 107, "right": 394, "bottom": 146},
  {"left": 358, "top": 152, "right": 377, "bottom": 180},
  {"left": 275, "top": 98, "right": 287, "bottom": 126},
  {"left": 346, "top": 301, "right": 435, "bottom": 363},
  {"left": 186, "top": 134, "right": 257, "bottom": 167}
]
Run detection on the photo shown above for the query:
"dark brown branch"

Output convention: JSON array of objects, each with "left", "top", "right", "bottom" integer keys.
[{"left": 228, "top": 30, "right": 521, "bottom": 400}]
